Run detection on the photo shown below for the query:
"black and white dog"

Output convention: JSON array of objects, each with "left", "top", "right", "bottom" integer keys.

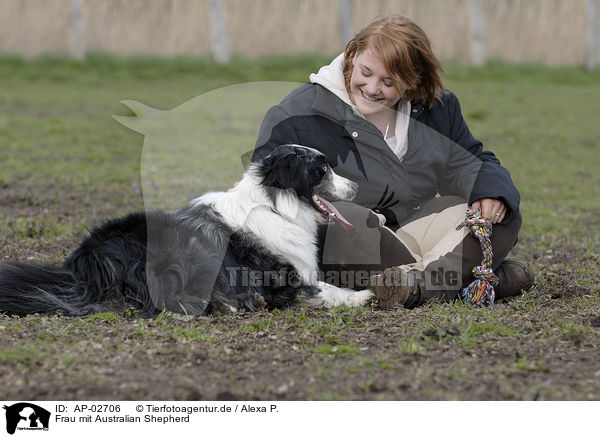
[{"left": 0, "top": 145, "right": 373, "bottom": 317}]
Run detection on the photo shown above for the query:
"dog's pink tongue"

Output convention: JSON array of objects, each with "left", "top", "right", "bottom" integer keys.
[{"left": 316, "top": 195, "right": 353, "bottom": 230}]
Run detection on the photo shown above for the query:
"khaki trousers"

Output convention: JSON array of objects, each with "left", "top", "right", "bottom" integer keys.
[{"left": 317, "top": 196, "right": 522, "bottom": 297}]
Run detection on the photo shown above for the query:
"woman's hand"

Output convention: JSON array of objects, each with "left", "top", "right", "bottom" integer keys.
[{"left": 470, "top": 198, "right": 506, "bottom": 224}]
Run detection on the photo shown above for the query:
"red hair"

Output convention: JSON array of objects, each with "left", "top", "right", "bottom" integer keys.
[{"left": 343, "top": 16, "right": 445, "bottom": 108}]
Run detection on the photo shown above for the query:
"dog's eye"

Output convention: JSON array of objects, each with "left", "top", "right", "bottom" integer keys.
[{"left": 322, "top": 165, "right": 328, "bottom": 173}]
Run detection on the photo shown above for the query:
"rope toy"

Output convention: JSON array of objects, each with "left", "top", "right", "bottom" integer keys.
[{"left": 456, "top": 208, "right": 498, "bottom": 305}]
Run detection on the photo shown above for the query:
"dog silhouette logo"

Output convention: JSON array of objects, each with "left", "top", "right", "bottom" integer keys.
[{"left": 3, "top": 403, "right": 50, "bottom": 434}]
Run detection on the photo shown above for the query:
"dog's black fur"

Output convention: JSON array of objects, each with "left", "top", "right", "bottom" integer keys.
[{"left": 0, "top": 145, "right": 356, "bottom": 317}]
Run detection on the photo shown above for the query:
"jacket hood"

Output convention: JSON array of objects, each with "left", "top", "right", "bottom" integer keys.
[{"left": 309, "top": 53, "right": 356, "bottom": 109}]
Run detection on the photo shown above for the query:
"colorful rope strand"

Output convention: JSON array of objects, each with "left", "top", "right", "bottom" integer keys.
[{"left": 456, "top": 208, "right": 498, "bottom": 305}]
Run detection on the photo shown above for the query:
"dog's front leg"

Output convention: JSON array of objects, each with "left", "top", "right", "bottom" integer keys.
[{"left": 307, "top": 281, "right": 373, "bottom": 308}]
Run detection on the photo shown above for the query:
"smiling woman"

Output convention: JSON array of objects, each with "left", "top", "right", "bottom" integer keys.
[{"left": 252, "top": 15, "right": 534, "bottom": 309}]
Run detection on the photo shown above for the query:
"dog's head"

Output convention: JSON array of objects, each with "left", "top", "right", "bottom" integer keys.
[{"left": 255, "top": 144, "right": 358, "bottom": 229}]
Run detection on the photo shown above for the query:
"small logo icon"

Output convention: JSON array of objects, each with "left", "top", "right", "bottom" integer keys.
[{"left": 3, "top": 403, "right": 50, "bottom": 435}]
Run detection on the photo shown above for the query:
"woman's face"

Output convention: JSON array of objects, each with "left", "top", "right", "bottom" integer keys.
[{"left": 349, "top": 49, "right": 402, "bottom": 116}]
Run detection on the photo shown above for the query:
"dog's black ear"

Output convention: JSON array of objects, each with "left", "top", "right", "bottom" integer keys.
[
  {"left": 281, "top": 150, "right": 302, "bottom": 171},
  {"left": 262, "top": 146, "right": 297, "bottom": 166},
  {"left": 259, "top": 147, "right": 299, "bottom": 190}
]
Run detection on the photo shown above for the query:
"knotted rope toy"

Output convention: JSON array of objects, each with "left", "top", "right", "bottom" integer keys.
[{"left": 456, "top": 208, "right": 498, "bottom": 305}]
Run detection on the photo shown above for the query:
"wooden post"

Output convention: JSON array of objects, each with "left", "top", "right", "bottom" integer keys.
[
  {"left": 6, "top": 0, "right": 20, "bottom": 54},
  {"left": 70, "top": 0, "right": 85, "bottom": 60},
  {"left": 338, "top": 0, "right": 354, "bottom": 46},
  {"left": 587, "top": 0, "right": 598, "bottom": 71},
  {"left": 208, "top": 0, "right": 230, "bottom": 64},
  {"left": 469, "top": 0, "right": 487, "bottom": 65}
]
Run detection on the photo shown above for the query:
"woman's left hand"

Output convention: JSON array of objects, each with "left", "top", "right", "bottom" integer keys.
[{"left": 470, "top": 198, "right": 507, "bottom": 224}]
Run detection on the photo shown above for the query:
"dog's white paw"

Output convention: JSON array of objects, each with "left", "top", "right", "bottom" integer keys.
[
  {"left": 313, "top": 282, "right": 374, "bottom": 308},
  {"left": 346, "top": 289, "right": 374, "bottom": 307}
]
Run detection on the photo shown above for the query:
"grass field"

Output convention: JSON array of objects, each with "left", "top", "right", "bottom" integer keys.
[{"left": 0, "top": 54, "right": 599, "bottom": 401}]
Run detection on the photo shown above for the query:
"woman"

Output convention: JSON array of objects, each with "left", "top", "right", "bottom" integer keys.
[{"left": 253, "top": 16, "right": 533, "bottom": 308}]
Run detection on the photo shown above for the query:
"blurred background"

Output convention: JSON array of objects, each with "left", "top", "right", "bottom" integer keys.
[{"left": 0, "top": 0, "right": 598, "bottom": 69}]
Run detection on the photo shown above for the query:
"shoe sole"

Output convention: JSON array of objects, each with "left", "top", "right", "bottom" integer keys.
[{"left": 370, "top": 267, "right": 414, "bottom": 310}]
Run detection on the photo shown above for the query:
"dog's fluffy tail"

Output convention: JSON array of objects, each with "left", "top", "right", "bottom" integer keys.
[
  {"left": 0, "top": 211, "right": 156, "bottom": 317},
  {"left": 0, "top": 262, "right": 103, "bottom": 316}
]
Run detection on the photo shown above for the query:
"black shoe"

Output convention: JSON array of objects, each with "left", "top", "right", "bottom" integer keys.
[{"left": 494, "top": 259, "right": 534, "bottom": 300}]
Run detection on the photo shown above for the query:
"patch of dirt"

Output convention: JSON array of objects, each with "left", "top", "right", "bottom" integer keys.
[
  {"left": 1, "top": 181, "right": 143, "bottom": 262},
  {"left": 1, "top": 294, "right": 599, "bottom": 401},
  {"left": 0, "top": 181, "right": 143, "bottom": 222},
  {"left": 0, "top": 184, "right": 599, "bottom": 401}
]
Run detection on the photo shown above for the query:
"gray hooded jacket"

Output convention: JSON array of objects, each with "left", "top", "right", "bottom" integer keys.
[{"left": 253, "top": 56, "right": 520, "bottom": 226}]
